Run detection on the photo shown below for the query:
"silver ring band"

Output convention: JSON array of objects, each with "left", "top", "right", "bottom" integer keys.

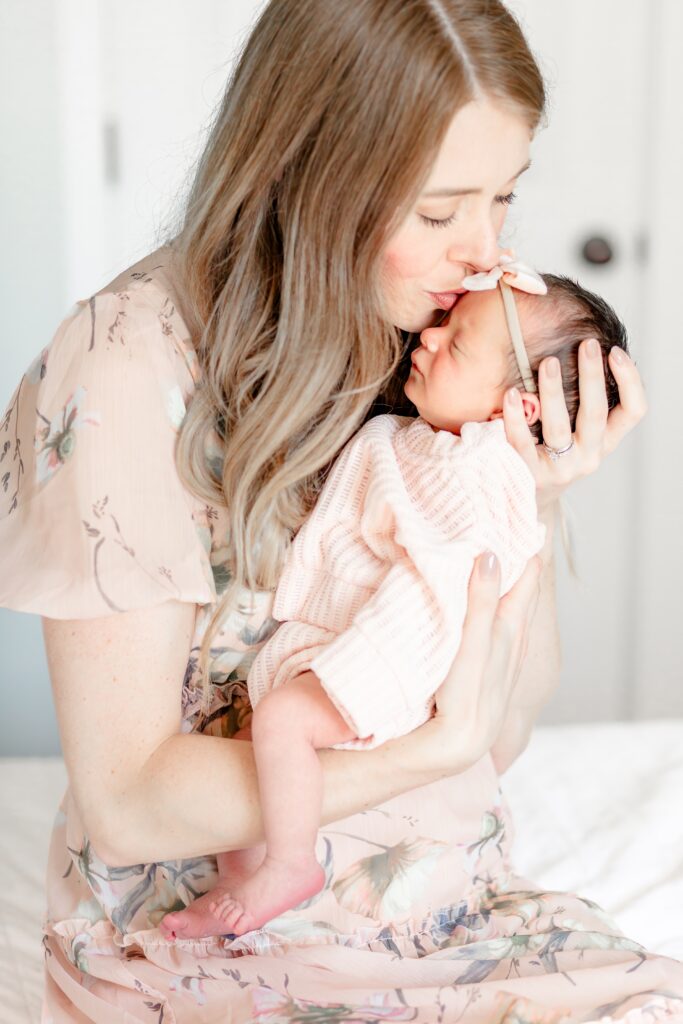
[{"left": 543, "top": 439, "right": 575, "bottom": 461}]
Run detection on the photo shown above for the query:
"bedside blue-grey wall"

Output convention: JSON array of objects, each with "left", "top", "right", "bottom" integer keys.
[
  {"left": 0, "top": 611, "right": 61, "bottom": 755},
  {"left": 0, "top": 1, "right": 65, "bottom": 756}
]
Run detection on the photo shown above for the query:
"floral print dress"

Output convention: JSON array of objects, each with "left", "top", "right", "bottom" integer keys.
[{"left": 1, "top": 248, "right": 682, "bottom": 1024}]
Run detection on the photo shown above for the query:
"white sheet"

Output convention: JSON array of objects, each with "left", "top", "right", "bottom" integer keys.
[{"left": 1, "top": 720, "right": 681, "bottom": 1023}]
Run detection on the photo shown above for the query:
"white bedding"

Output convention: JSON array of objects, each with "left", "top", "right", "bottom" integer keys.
[{"left": 1, "top": 720, "right": 681, "bottom": 1024}]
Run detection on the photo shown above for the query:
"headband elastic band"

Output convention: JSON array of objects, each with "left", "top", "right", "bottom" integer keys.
[{"left": 499, "top": 280, "right": 537, "bottom": 395}]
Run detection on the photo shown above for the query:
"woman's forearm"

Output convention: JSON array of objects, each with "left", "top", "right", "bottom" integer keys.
[
  {"left": 514, "top": 503, "right": 562, "bottom": 705},
  {"left": 103, "top": 724, "right": 464, "bottom": 867},
  {"left": 489, "top": 504, "right": 561, "bottom": 772},
  {"left": 106, "top": 534, "right": 558, "bottom": 866}
]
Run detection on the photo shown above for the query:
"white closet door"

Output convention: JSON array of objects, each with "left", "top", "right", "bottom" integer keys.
[
  {"left": 96, "top": 0, "right": 265, "bottom": 285},
  {"left": 505, "top": 0, "right": 651, "bottom": 721}
]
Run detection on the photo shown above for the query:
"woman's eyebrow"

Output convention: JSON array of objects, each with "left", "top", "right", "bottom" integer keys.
[{"left": 422, "top": 160, "right": 532, "bottom": 198}]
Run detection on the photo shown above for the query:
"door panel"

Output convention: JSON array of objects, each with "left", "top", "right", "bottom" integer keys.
[{"left": 505, "top": 0, "right": 650, "bottom": 720}]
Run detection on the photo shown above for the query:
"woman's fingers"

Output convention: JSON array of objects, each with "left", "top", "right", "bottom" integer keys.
[
  {"left": 602, "top": 346, "right": 648, "bottom": 456},
  {"left": 536, "top": 356, "right": 572, "bottom": 452},
  {"left": 490, "top": 556, "right": 542, "bottom": 691},
  {"left": 574, "top": 339, "right": 608, "bottom": 464},
  {"left": 433, "top": 552, "right": 501, "bottom": 719},
  {"left": 434, "top": 552, "right": 542, "bottom": 749},
  {"left": 453, "top": 552, "right": 502, "bottom": 665}
]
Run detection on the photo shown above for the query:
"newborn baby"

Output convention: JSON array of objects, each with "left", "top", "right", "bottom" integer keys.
[{"left": 160, "top": 261, "right": 629, "bottom": 942}]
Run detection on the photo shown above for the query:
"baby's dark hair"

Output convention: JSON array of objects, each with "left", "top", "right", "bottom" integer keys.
[{"left": 510, "top": 274, "right": 629, "bottom": 444}]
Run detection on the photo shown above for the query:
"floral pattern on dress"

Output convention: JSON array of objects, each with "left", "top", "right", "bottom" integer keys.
[
  {"left": 331, "top": 837, "right": 449, "bottom": 920},
  {"left": 2, "top": 253, "right": 678, "bottom": 1022},
  {"left": 34, "top": 385, "right": 101, "bottom": 484}
]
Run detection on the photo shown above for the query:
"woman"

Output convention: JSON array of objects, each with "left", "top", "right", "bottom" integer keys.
[{"left": 1, "top": 0, "right": 679, "bottom": 1020}]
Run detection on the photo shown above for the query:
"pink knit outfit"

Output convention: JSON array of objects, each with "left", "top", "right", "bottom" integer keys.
[{"left": 247, "top": 414, "right": 545, "bottom": 750}]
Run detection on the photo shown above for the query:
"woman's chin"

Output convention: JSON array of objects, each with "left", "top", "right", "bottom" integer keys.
[{"left": 396, "top": 314, "right": 438, "bottom": 333}]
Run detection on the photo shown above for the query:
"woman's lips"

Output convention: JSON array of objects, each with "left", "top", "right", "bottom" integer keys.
[{"left": 426, "top": 289, "right": 465, "bottom": 311}]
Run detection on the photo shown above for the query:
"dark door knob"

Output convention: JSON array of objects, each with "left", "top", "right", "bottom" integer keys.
[{"left": 581, "top": 236, "right": 615, "bottom": 265}]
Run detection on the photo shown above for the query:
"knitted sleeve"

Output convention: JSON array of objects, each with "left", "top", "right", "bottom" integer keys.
[
  {"left": 309, "top": 538, "right": 480, "bottom": 743},
  {"left": 310, "top": 422, "right": 545, "bottom": 745}
]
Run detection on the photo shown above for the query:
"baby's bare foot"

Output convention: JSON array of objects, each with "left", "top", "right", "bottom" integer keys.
[
  {"left": 159, "top": 855, "right": 324, "bottom": 941},
  {"left": 159, "top": 882, "right": 245, "bottom": 941},
  {"left": 159, "top": 846, "right": 265, "bottom": 939},
  {"left": 214, "top": 855, "right": 325, "bottom": 936}
]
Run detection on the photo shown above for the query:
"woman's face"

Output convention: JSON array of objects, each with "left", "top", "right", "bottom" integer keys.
[{"left": 380, "top": 97, "right": 533, "bottom": 333}]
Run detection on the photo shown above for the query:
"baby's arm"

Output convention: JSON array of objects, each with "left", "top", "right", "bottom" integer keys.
[{"left": 309, "top": 547, "right": 477, "bottom": 744}]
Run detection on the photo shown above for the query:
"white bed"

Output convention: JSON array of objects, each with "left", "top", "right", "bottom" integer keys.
[{"left": 1, "top": 720, "right": 682, "bottom": 1023}]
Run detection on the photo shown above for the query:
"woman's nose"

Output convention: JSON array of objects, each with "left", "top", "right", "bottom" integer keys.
[{"left": 447, "top": 219, "right": 501, "bottom": 274}]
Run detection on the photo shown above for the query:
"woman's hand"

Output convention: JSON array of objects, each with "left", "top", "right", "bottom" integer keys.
[
  {"left": 503, "top": 340, "right": 647, "bottom": 506},
  {"left": 410, "top": 551, "right": 542, "bottom": 780}
]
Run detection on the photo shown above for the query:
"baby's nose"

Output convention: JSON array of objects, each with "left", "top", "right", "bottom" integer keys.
[{"left": 420, "top": 326, "right": 446, "bottom": 353}]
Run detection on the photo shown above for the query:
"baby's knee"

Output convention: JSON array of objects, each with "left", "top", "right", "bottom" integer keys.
[
  {"left": 252, "top": 676, "right": 320, "bottom": 741},
  {"left": 251, "top": 684, "right": 298, "bottom": 738}
]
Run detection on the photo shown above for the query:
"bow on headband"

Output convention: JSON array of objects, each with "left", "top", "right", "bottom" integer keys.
[
  {"left": 461, "top": 254, "right": 547, "bottom": 394},
  {"left": 462, "top": 253, "right": 547, "bottom": 295}
]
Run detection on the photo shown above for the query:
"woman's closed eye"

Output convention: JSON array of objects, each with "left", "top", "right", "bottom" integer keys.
[
  {"left": 419, "top": 212, "right": 457, "bottom": 229},
  {"left": 418, "top": 190, "right": 517, "bottom": 229}
]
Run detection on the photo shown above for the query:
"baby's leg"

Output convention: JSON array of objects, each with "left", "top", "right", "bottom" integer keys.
[
  {"left": 159, "top": 673, "right": 355, "bottom": 940},
  {"left": 209, "top": 671, "right": 356, "bottom": 935},
  {"left": 215, "top": 723, "right": 266, "bottom": 886},
  {"left": 159, "top": 722, "right": 262, "bottom": 941}
]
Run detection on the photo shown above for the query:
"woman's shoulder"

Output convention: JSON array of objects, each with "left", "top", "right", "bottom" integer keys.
[
  {"left": 0, "top": 244, "right": 217, "bottom": 619},
  {"left": 82, "top": 243, "right": 200, "bottom": 392}
]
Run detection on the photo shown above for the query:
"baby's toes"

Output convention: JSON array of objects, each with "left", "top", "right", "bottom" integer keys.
[
  {"left": 213, "top": 897, "right": 237, "bottom": 921},
  {"left": 222, "top": 901, "right": 244, "bottom": 931}
]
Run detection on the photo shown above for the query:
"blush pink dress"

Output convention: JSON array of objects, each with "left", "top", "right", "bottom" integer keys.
[{"left": 1, "top": 246, "right": 682, "bottom": 1024}]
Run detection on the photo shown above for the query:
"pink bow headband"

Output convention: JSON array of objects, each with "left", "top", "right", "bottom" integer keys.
[{"left": 462, "top": 254, "right": 547, "bottom": 395}]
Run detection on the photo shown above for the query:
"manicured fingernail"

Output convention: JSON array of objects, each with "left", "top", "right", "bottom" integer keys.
[
  {"left": 480, "top": 552, "right": 499, "bottom": 578},
  {"left": 505, "top": 387, "right": 521, "bottom": 406},
  {"left": 586, "top": 338, "right": 600, "bottom": 358},
  {"left": 610, "top": 346, "right": 627, "bottom": 365},
  {"left": 545, "top": 358, "right": 560, "bottom": 378}
]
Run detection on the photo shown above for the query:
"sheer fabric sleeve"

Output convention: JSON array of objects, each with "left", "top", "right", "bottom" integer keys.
[{"left": 0, "top": 289, "right": 216, "bottom": 618}]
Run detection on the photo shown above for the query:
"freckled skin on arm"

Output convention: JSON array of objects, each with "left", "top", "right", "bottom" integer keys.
[{"left": 43, "top": 600, "right": 470, "bottom": 866}]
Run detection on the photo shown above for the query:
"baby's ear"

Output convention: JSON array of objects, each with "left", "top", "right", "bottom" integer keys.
[{"left": 520, "top": 392, "right": 541, "bottom": 426}]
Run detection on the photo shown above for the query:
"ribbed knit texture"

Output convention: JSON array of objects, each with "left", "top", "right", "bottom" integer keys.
[{"left": 247, "top": 415, "right": 545, "bottom": 750}]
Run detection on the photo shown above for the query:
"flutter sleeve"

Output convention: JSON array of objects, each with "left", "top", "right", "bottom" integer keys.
[{"left": 0, "top": 289, "right": 217, "bottom": 618}]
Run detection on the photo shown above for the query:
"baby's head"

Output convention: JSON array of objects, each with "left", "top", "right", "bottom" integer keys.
[{"left": 404, "top": 275, "right": 629, "bottom": 441}]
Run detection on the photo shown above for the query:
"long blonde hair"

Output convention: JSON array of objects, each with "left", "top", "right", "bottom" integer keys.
[{"left": 167, "top": 0, "right": 546, "bottom": 710}]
